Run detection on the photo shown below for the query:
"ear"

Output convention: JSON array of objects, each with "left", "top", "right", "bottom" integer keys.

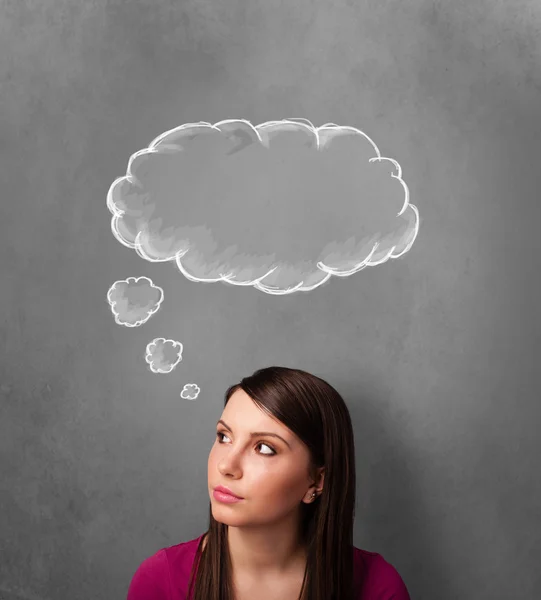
[
  {"left": 304, "top": 467, "right": 326, "bottom": 504},
  {"left": 311, "top": 467, "right": 325, "bottom": 494},
  {"left": 311, "top": 466, "right": 325, "bottom": 493}
]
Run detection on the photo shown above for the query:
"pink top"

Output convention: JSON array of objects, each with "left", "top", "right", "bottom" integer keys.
[{"left": 127, "top": 533, "right": 411, "bottom": 599}]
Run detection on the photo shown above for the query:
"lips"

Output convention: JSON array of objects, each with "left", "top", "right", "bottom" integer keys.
[{"left": 214, "top": 485, "right": 243, "bottom": 499}]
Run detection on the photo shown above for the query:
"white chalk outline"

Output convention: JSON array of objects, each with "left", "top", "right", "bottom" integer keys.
[
  {"left": 145, "top": 337, "right": 183, "bottom": 373},
  {"left": 180, "top": 383, "right": 201, "bottom": 400},
  {"left": 106, "top": 276, "right": 164, "bottom": 327},
  {"left": 107, "top": 118, "right": 419, "bottom": 295}
]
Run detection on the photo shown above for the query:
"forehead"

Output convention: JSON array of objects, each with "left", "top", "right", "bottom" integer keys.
[{"left": 221, "top": 388, "right": 290, "bottom": 435}]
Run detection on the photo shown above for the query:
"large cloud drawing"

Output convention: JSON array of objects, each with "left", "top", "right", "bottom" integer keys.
[{"left": 107, "top": 118, "right": 419, "bottom": 295}]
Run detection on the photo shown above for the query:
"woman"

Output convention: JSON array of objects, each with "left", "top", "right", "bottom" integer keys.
[{"left": 127, "top": 366, "right": 411, "bottom": 599}]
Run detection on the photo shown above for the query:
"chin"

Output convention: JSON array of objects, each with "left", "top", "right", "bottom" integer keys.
[{"left": 211, "top": 508, "right": 243, "bottom": 525}]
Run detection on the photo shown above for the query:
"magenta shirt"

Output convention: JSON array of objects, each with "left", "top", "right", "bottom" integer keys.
[{"left": 127, "top": 533, "right": 411, "bottom": 599}]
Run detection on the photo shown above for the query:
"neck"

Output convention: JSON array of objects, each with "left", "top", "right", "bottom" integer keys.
[{"left": 227, "top": 524, "right": 307, "bottom": 578}]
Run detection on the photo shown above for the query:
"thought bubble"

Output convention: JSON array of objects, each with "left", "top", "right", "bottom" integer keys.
[
  {"left": 107, "top": 276, "right": 164, "bottom": 327},
  {"left": 107, "top": 118, "right": 419, "bottom": 295},
  {"left": 181, "top": 383, "right": 201, "bottom": 401},
  {"left": 145, "top": 337, "right": 183, "bottom": 373}
]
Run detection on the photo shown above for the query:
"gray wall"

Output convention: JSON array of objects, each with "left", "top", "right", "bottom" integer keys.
[{"left": 1, "top": 1, "right": 540, "bottom": 598}]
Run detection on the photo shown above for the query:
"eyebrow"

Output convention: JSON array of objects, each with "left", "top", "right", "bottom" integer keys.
[{"left": 217, "top": 420, "right": 291, "bottom": 449}]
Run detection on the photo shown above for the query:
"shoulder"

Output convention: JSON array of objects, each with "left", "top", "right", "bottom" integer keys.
[
  {"left": 127, "top": 547, "right": 170, "bottom": 599},
  {"left": 353, "top": 547, "right": 411, "bottom": 600},
  {"left": 127, "top": 534, "right": 205, "bottom": 600}
]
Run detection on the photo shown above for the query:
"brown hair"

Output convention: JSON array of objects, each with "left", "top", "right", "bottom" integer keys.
[{"left": 186, "top": 365, "right": 362, "bottom": 600}]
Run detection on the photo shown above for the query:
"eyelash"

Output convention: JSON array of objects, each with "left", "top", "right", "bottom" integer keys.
[{"left": 216, "top": 431, "right": 277, "bottom": 456}]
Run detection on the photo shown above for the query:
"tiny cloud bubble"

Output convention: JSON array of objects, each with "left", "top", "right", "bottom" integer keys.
[{"left": 180, "top": 384, "right": 200, "bottom": 401}]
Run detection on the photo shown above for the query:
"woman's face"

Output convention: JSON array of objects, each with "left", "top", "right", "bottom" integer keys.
[{"left": 208, "top": 388, "right": 322, "bottom": 527}]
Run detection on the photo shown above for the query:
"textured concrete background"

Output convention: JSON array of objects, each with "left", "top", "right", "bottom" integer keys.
[{"left": 1, "top": 1, "right": 540, "bottom": 598}]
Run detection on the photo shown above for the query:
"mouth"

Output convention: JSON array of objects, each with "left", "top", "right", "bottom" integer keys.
[{"left": 213, "top": 486, "right": 243, "bottom": 501}]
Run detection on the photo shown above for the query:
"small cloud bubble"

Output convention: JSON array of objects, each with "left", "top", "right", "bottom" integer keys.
[
  {"left": 106, "top": 276, "right": 164, "bottom": 327},
  {"left": 145, "top": 337, "right": 183, "bottom": 373}
]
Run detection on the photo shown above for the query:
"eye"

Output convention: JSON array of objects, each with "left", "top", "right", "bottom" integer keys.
[{"left": 216, "top": 431, "right": 277, "bottom": 456}]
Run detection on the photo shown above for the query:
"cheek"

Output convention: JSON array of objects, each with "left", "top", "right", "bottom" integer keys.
[
  {"left": 208, "top": 448, "right": 306, "bottom": 493},
  {"left": 208, "top": 447, "right": 218, "bottom": 468},
  {"left": 256, "top": 467, "right": 306, "bottom": 497}
]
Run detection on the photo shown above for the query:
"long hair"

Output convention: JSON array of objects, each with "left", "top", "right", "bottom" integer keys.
[{"left": 187, "top": 366, "right": 361, "bottom": 600}]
